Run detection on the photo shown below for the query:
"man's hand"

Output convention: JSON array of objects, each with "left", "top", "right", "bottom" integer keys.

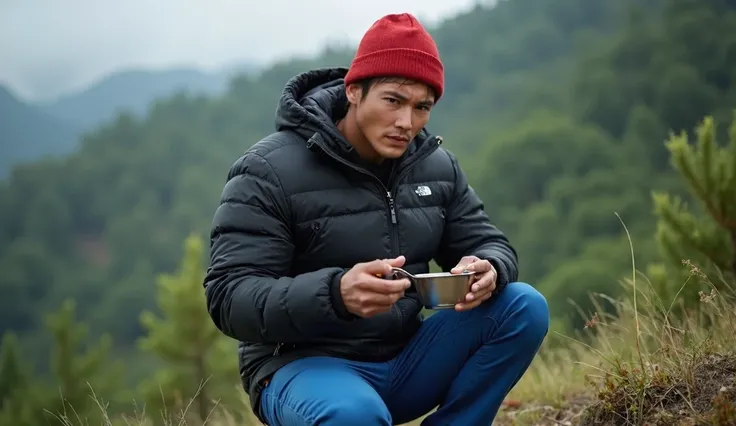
[
  {"left": 340, "top": 256, "right": 411, "bottom": 318},
  {"left": 450, "top": 255, "right": 497, "bottom": 312}
]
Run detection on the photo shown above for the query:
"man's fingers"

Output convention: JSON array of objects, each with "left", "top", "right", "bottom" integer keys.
[
  {"left": 451, "top": 255, "right": 480, "bottom": 274},
  {"left": 362, "top": 256, "right": 406, "bottom": 277},
  {"left": 456, "top": 283, "right": 493, "bottom": 310},
  {"left": 357, "top": 304, "right": 394, "bottom": 318},
  {"left": 384, "top": 255, "right": 406, "bottom": 267},
  {"left": 451, "top": 261, "right": 497, "bottom": 311},
  {"left": 359, "top": 275, "right": 410, "bottom": 294},
  {"left": 357, "top": 291, "right": 403, "bottom": 308},
  {"left": 470, "top": 271, "right": 496, "bottom": 293},
  {"left": 460, "top": 268, "right": 497, "bottom": 304},
  {"left": 354, "top": 277, "right": 407, "bottom": 310},
  {"left": 455, "top": 299, "right": 483, "bottom": 312},
  {"left": 464, "top": 284, "right": 493, "bottom": 302},
  {"left": 466, "top": 259, "right": 492, "bottom": 274},
  {"left": 451, "top": 264, "right": 470, "bottom": 273}
]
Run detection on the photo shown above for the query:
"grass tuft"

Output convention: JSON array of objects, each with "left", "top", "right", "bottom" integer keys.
[
  {"left": 43, "top": 217, "right": 736, "bottom": 426},
  {"left": 494, "top": 219, "right": 736, "bottom": 426}
]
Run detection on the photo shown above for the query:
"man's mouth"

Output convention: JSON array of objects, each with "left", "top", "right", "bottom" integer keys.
[{"left": 387, "top": 135, "right": 409, "bottom": 143}]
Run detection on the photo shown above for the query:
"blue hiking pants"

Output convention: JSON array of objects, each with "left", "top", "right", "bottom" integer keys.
[{"left": 259, "top": 282, "right": 549, "bottom": 425}]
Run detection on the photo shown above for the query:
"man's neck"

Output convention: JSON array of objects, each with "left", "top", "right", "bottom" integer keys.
[{"left": 336, "top": 111, "right": 384, "bottom": 164}]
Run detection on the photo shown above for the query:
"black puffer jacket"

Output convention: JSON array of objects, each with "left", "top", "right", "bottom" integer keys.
[{"left": 203, "top": 67, "right": 518, "bottom": 421}]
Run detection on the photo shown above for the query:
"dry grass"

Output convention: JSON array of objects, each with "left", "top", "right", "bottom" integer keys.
[
  {"left": 486, "top": 214, "right": 736, "bottom": 425},
  {"left": 490, "top": 252, "right": 736, "bottom": 426},
  {"left": 48, "top": 268, "right": 736, "bottom": 426},
  {"left": 47, "top": 254, "right": 736, "bottom": 426}
]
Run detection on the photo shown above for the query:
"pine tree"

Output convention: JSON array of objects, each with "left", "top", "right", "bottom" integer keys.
[
  {"left": 0, "top": 302, "right": 123, "bottom": 426},
  {"left": 44, "top": 299, "right": 124, "bottom": 424},
  {"left": 0, "top": 332, "right": 27, "bottom": 408},
  {"left": 137, "top": 234, "right": 241, "bottom": 425},
  {"left": 649, "top": 112, "right": 736, "bottom": 304},
  {"left": 0, "top": 332, "right": 41, "bottom": 426}
]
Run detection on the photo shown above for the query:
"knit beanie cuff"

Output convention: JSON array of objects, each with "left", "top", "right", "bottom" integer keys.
[{"left": 344, "top": 47, "right": 445, "bottom": 100}]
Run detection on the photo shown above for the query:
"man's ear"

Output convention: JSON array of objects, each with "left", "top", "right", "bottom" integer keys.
[{"left": 345, "top": 83, "right": 363, "bottom": 105}]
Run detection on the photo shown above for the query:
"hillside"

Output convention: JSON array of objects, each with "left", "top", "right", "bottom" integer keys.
[
  {"left": 0, "top": 85, "right": 81, "bottom": 178},
  {"left": 0, "top": 0, "right": 736, "bottom": 425},
  {"left": 0, "top": 1, "right": 735, "bottom": 423},
  {"left": 38, "top": 67, "right": 247, "bottom": 130},
  {"left": 0, "top": 64, "right": 262, "bottom": 178}
]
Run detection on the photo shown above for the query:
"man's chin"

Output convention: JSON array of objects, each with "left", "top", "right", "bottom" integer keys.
[
  {"left": 380, "top": 151, "right": 406, "bottom": 160},
  {"left": 376, "top": 144, "right": 408, "bottom": 160}
]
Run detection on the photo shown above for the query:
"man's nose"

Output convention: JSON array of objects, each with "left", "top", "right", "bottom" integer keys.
[{"left": 395, "top": 107, "right": 412, "bottom": 130}]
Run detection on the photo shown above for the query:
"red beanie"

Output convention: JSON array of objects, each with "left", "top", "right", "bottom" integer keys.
[{"left": 344, "top": 13, "right": 445, "bottom": 101}]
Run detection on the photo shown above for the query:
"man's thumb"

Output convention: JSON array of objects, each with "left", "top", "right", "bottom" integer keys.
[
  {"left": 385, "top": 255, "right": 406, "bottom": 267},
  {"left": 451, "top": 263, "right": 470, "bottom": 273}
]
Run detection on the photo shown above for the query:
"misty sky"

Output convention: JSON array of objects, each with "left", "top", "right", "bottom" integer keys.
[{"left": 1, "top": 0, "right": 478, "bottom": 102}]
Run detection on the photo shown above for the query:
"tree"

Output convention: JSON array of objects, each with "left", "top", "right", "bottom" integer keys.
[
  {"left": 44, "top": 299, "right": 124, "bottom": 424},
  {"left": 137, "top": 234, "right": 241, "bottom": 425},
  {"left": 0, "top": 333, "right": 28, "bottom": 408},
  {"left": 0, "top": 301, "right": 123, "bottom": 426},
  {"left": 0, "top": 333, "right": 41, "bottom": 425},
  {"left": 649, "top": 112, "right": 736, "bottom": 304}
]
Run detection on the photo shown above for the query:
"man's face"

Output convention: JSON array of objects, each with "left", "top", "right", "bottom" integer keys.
[{"left": 346, "top": 78, "right": 435, "bottom": 161}]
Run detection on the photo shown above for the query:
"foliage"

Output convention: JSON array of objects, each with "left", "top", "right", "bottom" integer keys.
[
  {"left": 11, "top": 263, "right": 733, "bottom": 426},
  {"left": 45, "top": 300, "right": 124, "bottom": 420},
  {"left": 0, "top": 0, "right": 735, "bottom": 423},
  {"left": 137, "top": 235, "right": 242, "bottom": 425},
  {"left": 649, "top": 113, "right": 736, "bottom": 305},
  {"left": 0, "top": 333, "right": 27, "bottom": 406},
  {"left": 0, "top": 332, "right": 36, "bottom": 424},
  {"left": 0, "top": 301, "right": 123, "bottom": 426},
  {"left": 1, "top": 0, "right": 703, "bottom": 357},
  {"left": 572, "top": 269, "right": 736, "bottom": 426},
  {"left": 487, "top": 112, "right": 736, "bottom": 421}
]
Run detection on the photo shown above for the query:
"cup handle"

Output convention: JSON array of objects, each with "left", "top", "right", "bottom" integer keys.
[{"left": 387, "top": 267, "right": 412, "bottom": 282}]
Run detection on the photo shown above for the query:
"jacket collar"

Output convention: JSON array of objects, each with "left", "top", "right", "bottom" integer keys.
[{"left": 274, "top": 67, "right": 436, "bottom": 163}]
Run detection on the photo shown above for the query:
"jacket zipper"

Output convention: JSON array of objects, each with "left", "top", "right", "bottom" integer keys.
[
  {"left": 273, "top": 343, "right": 283, "bottom": 356},
  {"left": 271, "top": 136, "right": 442, "bottom": 358},
  {"left": 312, "top": 135, "right": 443, "bottom": 258},
  {"left": 310, "top": 135, "right": 443, "bottom": 337},
  {"left": 385, "top": 135, "right": 443, "bottom": 257}
]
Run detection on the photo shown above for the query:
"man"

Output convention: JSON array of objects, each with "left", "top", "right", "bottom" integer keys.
[{"left": 204, "top": 13, "right": 549, "bottom": 426}]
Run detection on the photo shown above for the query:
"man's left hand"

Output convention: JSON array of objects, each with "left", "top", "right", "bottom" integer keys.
[{"left": 450, "top": 256, "right": 496, "bottom": 312}]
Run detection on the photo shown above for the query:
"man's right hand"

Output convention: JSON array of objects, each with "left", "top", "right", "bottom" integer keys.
[{"left": 340, "top": 256, "right": 411, "bottom": 318}]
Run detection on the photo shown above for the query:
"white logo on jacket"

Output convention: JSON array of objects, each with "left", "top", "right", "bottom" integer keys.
[{"left": 415, "top": 185, "right": 432, "bottom": 196}]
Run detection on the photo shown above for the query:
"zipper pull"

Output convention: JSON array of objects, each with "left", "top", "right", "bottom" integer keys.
[
  {"left": 273, "top": 343, "right": 283, "bottom": 356},
  {"left": 386, "top": 192, "right": 397, "bottom": 224}
]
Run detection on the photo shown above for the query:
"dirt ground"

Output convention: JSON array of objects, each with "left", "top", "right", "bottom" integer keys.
[
  {"left": 491, "top": 393, "right": 595, "bottom": 425},
  {"left": 490, "top": 354, "right": 736, "bottom": 426}
]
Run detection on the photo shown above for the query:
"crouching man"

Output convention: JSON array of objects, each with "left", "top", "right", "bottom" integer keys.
[{"left": 204, "top": 12, "right": 549, "bottom": 426}]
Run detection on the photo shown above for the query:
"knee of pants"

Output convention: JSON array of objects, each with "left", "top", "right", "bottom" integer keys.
[
  {"left": 316, "top": 393, "right": 392, "bottom": 426},
  {"left": 497, "top": 282, "right": 550, "bottom": 341}
]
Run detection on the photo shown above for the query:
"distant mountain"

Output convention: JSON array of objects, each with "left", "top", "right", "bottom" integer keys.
[
  {"left": 0, "top": 85, "right": 81, "bottom": 178},
  {"left": 0, "top": 62, "right": 261, "bottom": 178},
  {"left": 38, "top": 67, "right": 247, "bottom": 130}
]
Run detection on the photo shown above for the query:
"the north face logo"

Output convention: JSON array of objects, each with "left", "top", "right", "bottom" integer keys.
[{"left": 415, "top": 185, "right": 432, "bottom": 196}]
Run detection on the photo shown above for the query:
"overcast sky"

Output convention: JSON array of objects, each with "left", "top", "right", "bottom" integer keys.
[{"left": 0, "top": 0, "right": 478, "bottom": 102}]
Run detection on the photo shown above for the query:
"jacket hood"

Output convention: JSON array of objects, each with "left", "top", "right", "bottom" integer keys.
[
  {"left": 274, "top": 67, "right": 353, "bottom": 154},
  {"left": 274, "top": 67, "right": 432, "bottom": 157}
]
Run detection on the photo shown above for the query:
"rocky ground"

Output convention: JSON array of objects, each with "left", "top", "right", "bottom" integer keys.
[{"left": 493, "top": 353, "right": 736, "bottom": 426}]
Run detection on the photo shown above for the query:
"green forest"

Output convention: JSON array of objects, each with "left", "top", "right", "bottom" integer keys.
[{"left": 1, "top": 0, "right": 736, "bottom": 424}]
